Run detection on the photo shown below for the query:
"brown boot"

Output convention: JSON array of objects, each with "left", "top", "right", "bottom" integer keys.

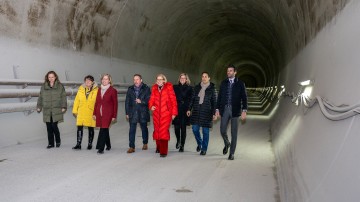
[
  {"left": 142, "top": 144, "right": 148, "bottom": 150},
  {"left": 127, "top": 148, "right": 135, "bottom": 153}
]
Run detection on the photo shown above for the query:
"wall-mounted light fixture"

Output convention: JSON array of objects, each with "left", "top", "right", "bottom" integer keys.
[
  {"left": 298, "top": 79, "right": 314, "bottom": 99},
  {"left": 298, "top": 80, "right": 314, "bottom": 86},
  {"left": 278, "top": 85, "right": 285, "bottom": 98}
]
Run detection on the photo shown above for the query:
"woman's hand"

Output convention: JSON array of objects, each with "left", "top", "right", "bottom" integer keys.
[
  {"left": 151, "top": 106, "right": 156, "bottom": 111},
  {"left": 61, "top": 108, "right": 66, "bottom": 113},
  {"left": 92, "top": 115, "right": 96, "bottom": 120},
  {"left": 172, "top": 115, "right": 176, "bottom": 120},
  {"left": 186, "top": 111, "right": 191, "bottom": 117}
]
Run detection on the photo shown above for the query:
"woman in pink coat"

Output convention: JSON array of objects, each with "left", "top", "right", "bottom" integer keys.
[
  {"left": 93, "top": 74, "right": 118, "bottom": 154},
  {"left": 149, "top": 74, "right": 178, "bottom": 157}
]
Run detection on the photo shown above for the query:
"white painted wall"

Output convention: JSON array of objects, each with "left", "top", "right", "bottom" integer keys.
[
  {"left": 0, "top": 37, "right": 192, "bottom": 148},
  {"left": 271, "top": 1, "right": 360, "bottom": 201}
]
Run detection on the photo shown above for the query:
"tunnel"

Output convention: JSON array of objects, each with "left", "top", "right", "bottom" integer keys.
[{"left": 1, "top": 0, "right": 360, "bottom": 201}]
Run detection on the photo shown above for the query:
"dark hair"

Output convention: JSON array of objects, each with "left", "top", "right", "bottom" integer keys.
[
  {"left": 44, "top": 71, "right": 60, "bottom": 84},
  {"left": 133, "top": 74, "right": 142, "bottom": 80},
  {"left": 227, "top": 64, "right": 237, "bottom": 72},
  {"left": 84, "top": 75, "right": 94, "bottom": 82},
  {"left": 201, "top": 71, "right": 210, "bottom": 77}
]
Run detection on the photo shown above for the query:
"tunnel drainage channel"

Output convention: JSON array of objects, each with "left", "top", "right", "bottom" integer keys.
[{"left": 175, "top": 187, "right": 193, "bottom": 193}]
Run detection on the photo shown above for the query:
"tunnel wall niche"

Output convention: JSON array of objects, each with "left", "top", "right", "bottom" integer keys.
[
  {"left": 271, "top": 1, "right": 360, "bottom": 201},
  {"left": 0, "top": 37, "right": 187, "bottom": 148}
]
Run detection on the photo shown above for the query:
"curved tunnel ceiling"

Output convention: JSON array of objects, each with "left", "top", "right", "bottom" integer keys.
[{"left": 0, "top": 0, "right": 348, "bottom": 88}]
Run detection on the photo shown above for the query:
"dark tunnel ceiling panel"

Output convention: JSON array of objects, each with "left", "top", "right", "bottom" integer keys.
[{"left": 0, "top": 0, "right": 349, "bottom": 87}]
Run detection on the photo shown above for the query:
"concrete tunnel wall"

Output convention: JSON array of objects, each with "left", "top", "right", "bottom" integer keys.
[
  {"left": 272, "top": 1, "right": 360, "bottom": 201},
  {"left": 0, "top": 0, "right": 359, "bottom": 201}
]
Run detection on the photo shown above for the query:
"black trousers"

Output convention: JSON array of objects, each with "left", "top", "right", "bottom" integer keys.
[
  {"left": 96, "top": 128, "right": 111, "bottom": 151},
  {"left": 174, "top": 123, "right": 187, "bottom": 147},
  {"left": 46, "top": 117, "right": 61, "bottom": 146}
]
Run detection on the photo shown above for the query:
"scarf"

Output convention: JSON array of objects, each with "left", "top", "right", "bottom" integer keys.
[
  {"left": 198, "top": 82, "right": 210, "bottom": 104},
  {"left": 134, "top": 83, "right": 142, "bottom": 98},
  {"left": 101, "top": 84, "right": 110, "bottom": 98}
]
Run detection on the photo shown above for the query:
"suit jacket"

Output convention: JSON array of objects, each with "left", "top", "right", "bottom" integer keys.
[{"left": 216, "top": 78, "right": 247, "bottom": 117}]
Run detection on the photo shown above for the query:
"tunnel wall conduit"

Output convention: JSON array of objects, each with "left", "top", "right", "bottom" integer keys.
[
  {"left": 302, "top": 95, "right": 360, "bottom": 121},
  {"left": 283, "top": 92, "right": 360, "bottom": 121}
]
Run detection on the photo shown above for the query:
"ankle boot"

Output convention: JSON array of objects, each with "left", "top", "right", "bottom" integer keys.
[{"left": 72, "top": 144, "right": 81, "bottom": 150}]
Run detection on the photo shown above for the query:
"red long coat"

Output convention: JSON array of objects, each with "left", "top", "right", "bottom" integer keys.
[
  {"left": 93, "top": 86, "right": 118, "bottom": 128},
  {"left": 149, "top": 82, "right": 178, "bottom": 141}
]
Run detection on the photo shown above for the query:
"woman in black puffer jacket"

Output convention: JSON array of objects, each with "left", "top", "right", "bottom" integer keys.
[{"left": 187, "top": 72, "right": 217, "bottom": 156}]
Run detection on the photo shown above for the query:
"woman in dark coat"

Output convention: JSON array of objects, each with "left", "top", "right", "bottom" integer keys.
[
  {"left": 93, "top": 74, "right": 118, "bottom": 154},
  {"left": 187, "top": 72, "right": 217, "bottom": 156},
  {"left": 149, "top": 74, "right": 178, "bottom": 157},
  {"left": 37, "top": 71, "right": 67, "bottom": 149},
  {"left": 172, "top": 73, "right": 193, "bottom": 152}
]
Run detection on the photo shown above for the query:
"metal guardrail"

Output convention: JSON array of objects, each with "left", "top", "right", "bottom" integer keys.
[
  {"left": 0, "top": 79, "right": 130, "bottom": 114},
  {"left": 0, "top": 79, "right": 132, "bottom": 88}
]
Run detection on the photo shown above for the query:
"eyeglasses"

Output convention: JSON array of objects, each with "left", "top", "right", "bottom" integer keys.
[{"left": 156, "top": 78, "right": 164, "bottom": 81}]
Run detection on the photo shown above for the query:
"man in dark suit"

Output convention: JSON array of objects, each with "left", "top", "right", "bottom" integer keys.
[{"left": 215, "top": 65, "right": 248, "bottom": 160}]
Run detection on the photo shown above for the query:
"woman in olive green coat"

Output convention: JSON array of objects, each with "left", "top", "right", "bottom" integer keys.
[{"left": 37, "top": 71, "right": 67, "bottom": 149}]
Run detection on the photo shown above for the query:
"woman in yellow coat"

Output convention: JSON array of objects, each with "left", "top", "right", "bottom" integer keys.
[{"left": 72, "top": 75, "right": 98, "bottom": 150}]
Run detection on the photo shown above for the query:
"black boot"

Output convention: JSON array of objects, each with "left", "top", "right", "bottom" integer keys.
[
  {"left": 72, "top": 129, "right": 83, "bottom": 150},
  {"left": 72, "top": 144, "right": 81, "bottom": 150},
  {"left": 174, "top": 125, "right": 180, "bottom": 149},
  {"left": 87, "top": 128, "right": 94, "bottom": 150}
]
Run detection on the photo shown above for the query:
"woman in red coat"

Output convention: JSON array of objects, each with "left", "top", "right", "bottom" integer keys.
[
  {"left": 149, "top": 74, "right": 178, "bottom": 157},
  {"left": 93, "top": 74, "right": 118, "bottom": 154}
]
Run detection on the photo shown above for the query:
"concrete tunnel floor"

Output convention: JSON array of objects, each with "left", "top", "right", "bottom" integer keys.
[{"left": 0, "top": 115, "right": 277, "bottom": 202}]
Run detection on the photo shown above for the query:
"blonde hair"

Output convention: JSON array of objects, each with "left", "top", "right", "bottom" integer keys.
[
  {"left": 156, "top": 74, "right": 167, "bottom": 83},
  {"left": 178, "top": 73, "right": 191, "bottom": 85},
  {"left": 101, "top": 73, "right": 113, "bottom": 85}
]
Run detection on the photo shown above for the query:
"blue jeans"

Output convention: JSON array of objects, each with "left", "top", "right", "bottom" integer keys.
[
  {"left": 129, "top": 122, "right": 148, "bottom": 148},
  {"left": 192, "top": 125, "right": 209, "bottom": 152}
]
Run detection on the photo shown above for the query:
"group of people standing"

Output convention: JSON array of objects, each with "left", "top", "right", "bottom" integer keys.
[
  {"left": 37, "top": 72, "right": 118, "bottom": 154},
  {"left": 36, "top": 65, "right": 247, "bottom": 160}
]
